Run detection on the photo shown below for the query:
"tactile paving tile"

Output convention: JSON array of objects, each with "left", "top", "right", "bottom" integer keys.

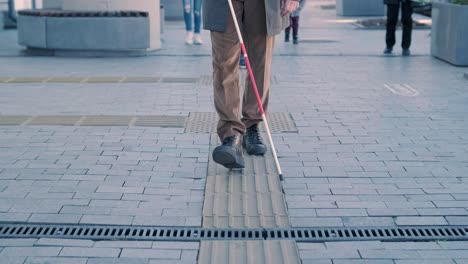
[
  {"left": 0, "top": 77, "right": 13, "bottom": 83},
  {"left": 0, "top": 116, "right": 30, "bottom": 125},
  {"left": 84, "top": 77, "right": 126, "bottom": 83},
  {"left": 47, "top": 77, "right": 86, "bottom": 83},
  {"left": 198, "top": 240, "right": 300, "bottom": 264},
  {"left": 7, "top": 77, "right": 49, "bottom": 83},
  {"left": 27, "top": 116, "right": 82, "bottom": 126},
  {"left": 80, "top": 116, "right": 134, "bottom": 126},
  {"left": 202, "top": 135, "right": 289, "bottom": 229},
  {"left": 161, "top": 77, "right": 199, "bottom": 83},
  {"left": 134, "top": 116, "right": 186, "bottom": 127},
  {"left": 122, "top": 77, "right": 161, "bottom": 83},
  {"left": 185, "top": 112, "right": 297, "bottom": 133}
]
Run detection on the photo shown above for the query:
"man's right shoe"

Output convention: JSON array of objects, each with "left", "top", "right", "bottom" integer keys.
[
  {"left": 383, "top": 47, "right": 393, "bottom": 54},
  {"left": 285, "top": 32, "right": 290, "bottom": 42},
  {"left": 243, "top": 124, "right": 267, "bottom": 156},
  {"left": 212, "top": 135, "right": 245, "bottom": 169}
]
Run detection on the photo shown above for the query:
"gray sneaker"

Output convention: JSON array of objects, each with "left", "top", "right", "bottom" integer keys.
[
  {"left": 212, "top": 135, "right": 245, "bottom": 169},
  {"left": 383, "top": 47, "right": 393, "bottom": 55},
  {"left": 402, "top": 49, "right": 411, "bottom": 56}
]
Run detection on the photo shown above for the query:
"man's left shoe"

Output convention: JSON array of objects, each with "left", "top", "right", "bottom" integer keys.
[
  {"left": 293, "top": 36, "right": 299, "bottom": 45},
  {"left": 243, "top": 124, "right": 267, "bottom": 155},
  {"left": 402, "top": 49, "right": 411, "bottom": 56}
]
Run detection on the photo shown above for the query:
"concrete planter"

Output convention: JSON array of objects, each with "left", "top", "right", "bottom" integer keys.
[
  {"left": 431, "top": 2, "right": 468, "bottom": 66},
  {"left": 336, "top": 0, "right": 385, "bottom": 16}
]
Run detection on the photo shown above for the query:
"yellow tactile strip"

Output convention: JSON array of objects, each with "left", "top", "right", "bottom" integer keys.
[
  {"left": 202, "top": 135, "right": 289, "bottom": 229},
  {"left": 198, "top": 240, "right": 300, "bottom": 264},
  {"left": 0, "top": 113, "right": 296, "bottom": 132},
  {"left": 0, "top": 76, "right": 196, "bottom": 84},
  {"left": 0, "top": 115, "right": 186, "bottom": 128},
  {"left": 185, "top": 112, "right": 297, "bottom": 133}
]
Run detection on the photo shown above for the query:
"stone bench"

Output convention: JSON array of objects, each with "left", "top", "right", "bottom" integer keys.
[{"left": 17, "top": 9, "right": 150, "bottom": 56}]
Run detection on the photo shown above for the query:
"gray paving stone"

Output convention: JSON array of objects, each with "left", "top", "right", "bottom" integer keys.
[
  {"left": 0, "top": 239, "right": 38, "bottom": 247},
  {"left": 0, "top": 257, "right": 27, "bottom": 264},
  {"left": 120, "top": 249, "right": 181, "bottom": 259},
  {"left": 59, "top": 248, "right": 120, "bottom": 258},
  {"left": 94, "top": 241, "right": 152, "bottom": 248},
  {"left": 394, "top": 261, "right": 456, "bottom": 264},
  {"left": 86, "top": 258, "right": 149, "bottom": 264},
  {"left": 395, "top": 216, "right": 448, "bottom": 226},
  {"left": 358, "top": 249, "right": 421, "bottom": 259},
  {"left": 0, "top": 247, "right": 62, "bottom": 257},
  {"left": 25, "top": 257, "right": 87, "bottom": 264},
  {"left": 80, "top": 215, "right": 133, "bottom": 225},
  {"left": 332, "top": 261, "right": 394, "bottom": 264},
  {"left": 445, "top": 217, "right": 468, "bottom": 225},
  {"left": 290, "top": 217, "right": 343, "bottom": 227},
  {"left": 28, "top": 214, "right": 82, "bottom": 224},
  {"left": 35, "top": 238, "right": 94, "bottom": 247}
]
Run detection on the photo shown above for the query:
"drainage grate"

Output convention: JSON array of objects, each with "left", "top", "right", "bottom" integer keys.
[
  {"left": 1, "top": 223, "right": 467, "bottom": 242},
  {"left": 185, "top": 112, "right": 297, "bottom": 133}
]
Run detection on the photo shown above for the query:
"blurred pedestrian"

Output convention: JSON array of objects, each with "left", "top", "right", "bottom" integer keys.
[
  {"left": 285, "top": 0, "right": 306, "bottom": 44},
  {"left": 383, "top": 0, "right": 413, "bottom": 56},
  {"left": 183, "top": 0, "right": 203, "bottom": 45}
]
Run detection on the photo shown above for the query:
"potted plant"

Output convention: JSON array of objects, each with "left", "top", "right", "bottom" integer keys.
[
  {"left": 431, "top": 0, "right": 468, "bottom": 66},
  {"left": 336, "top": 0, "right": 386, "bottom": 16}
]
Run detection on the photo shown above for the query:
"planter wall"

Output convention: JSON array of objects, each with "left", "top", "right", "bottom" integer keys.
[
  {"left": 336, "top": 0, "right": 385, "bottom": 16},
  {"left": 431, "top": 2, "right": 468, "bottom": 66},
  {"left": 161, "top": 0, "right": 183, "bottom": 21}
]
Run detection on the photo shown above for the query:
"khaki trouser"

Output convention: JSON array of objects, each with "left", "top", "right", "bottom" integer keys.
[{"left": 210, "top": 0, "right": 275, "bottom": 141}]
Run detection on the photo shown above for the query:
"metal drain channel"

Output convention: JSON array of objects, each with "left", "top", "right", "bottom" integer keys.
[{"left": 1, "top": 223, "right": 467, "bottom": 242}]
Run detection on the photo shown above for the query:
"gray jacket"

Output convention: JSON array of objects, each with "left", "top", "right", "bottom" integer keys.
[{"left": 202, "top": 0, "right": 289, "bottom": 36}]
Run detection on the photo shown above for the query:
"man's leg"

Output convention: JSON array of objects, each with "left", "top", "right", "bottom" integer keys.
[
  {"left": 210, "top": 0, "right": 246, "bottom": 168},
  {"left": 241, "top": 0, "right": 274, "bottom": 155},
  {"left": 401, "top": 0, "right": 413, "bottom": 50},
  {"left": 241, "top": 0, "right": 275, "bottom": 129},
  {"left": 385, "top": 4, "right": 399, "bottom": 50},
  {"left": 211, "top": 0, "right": 245, "bottom": 142}
]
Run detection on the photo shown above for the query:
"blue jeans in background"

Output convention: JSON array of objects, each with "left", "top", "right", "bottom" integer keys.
[{"left": 182, "top": 0, "right": 202, "bottom": 33}]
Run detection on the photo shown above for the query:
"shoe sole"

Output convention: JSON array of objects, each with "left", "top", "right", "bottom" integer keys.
[{"left": 212, "top": 149, "right": 245, "bottom": 169}]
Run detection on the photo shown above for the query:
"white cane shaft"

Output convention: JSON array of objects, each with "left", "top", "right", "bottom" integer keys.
[
  {"left": 227, "top": 0, "right": 244, "bottom": 44},
  {"left": 261, "top": 114, "right": 283, "bottom": 176}
]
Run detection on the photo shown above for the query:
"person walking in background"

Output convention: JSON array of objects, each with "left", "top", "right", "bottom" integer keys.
[
  {"left": 285, "top": 0, "right": 306, "bottom": 45},
  {"left": 183, "top": 0, "right": 203, "bottom": 45},
  {"left": 383, "top": 0, "right": 413, "bottom": 56}
]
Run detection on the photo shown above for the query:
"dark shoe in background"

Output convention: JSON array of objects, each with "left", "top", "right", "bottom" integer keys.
[
  {"left": 285, "top": 32, "right": 290, "bottom": 43},
  {"left": 293, "top": 36, "right": 299, "bottom": 45},
  {"left": 243, "top": 124, "right": 267, "bottom": 156},
  {"left": 213, "top": 135, "right": 245, "bottom": 169},
  {"left": 239, "top": 55, "right": 246, "bottom": 69},
  {"left": 402, "top": 49, "right": 411, "bottom": 56},
  {"left": 383, "top": 47, "right": 393, "bottom": 54}
]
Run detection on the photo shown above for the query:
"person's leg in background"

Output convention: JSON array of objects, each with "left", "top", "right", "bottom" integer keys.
[
  {"left": 182, "top": 0, "right": 193, "bottom": 44},
  {"left": 193, "top": 0, "right": 203, "bottom": 44},
  {"left": 285, "top": 16, "right": 292, "bottom": 42},
  {"left": 401, "top": 0, "right": 413, "bottom": 56},
  {"left": 291, "top": 16, "right": 299, "bottom": 44},
  {"left": 241, "top": 0, "right": 274, "bottom": 155},
  {"left": 384, "top": 3, "right": 399, "bottom": 54},
  {"left": 211, "top": 0, "right": 245, "bottom": 168}
]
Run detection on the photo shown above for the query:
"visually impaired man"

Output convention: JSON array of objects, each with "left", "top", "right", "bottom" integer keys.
[
  {"left": 203, "top": 0, "right": 299, "bottom": 168},
  {"left": 383, "top": 0, "right": 414, "bottom": 56}
]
